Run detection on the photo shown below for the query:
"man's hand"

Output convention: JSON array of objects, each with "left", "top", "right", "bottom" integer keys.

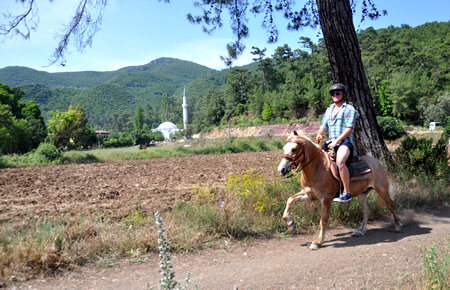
[
  {"left": 328, "top": 140, "right": 339, "bottom": 149},
  {"left": 316, "top": 134, "right": 323, "bottom": 144}
]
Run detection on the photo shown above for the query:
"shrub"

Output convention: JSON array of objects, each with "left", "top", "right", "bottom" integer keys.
[
  {"left": 394, "top": 136, "right": 449, "bottom": 180},
  {"left": 233, "top": 138, "right": 255, "bottom": 152},
  {"left": 252, "top": 139, "right": 269, "bottom": 151},
  {"left": 261, "top": 104, "right": 273, "bottom": 121},
  {"left": 270, "top": 138, "right": 284, "bottom": 150},
  {"left": 69, "top": 153, "right": 99, "bottom": 164},
  {"left": 34, "top": 142, "right": 62, "bottom": 162},
  {"left": 377, "top": 116, "right": 405, "bottom": 140},
  {"left": 226, "top": 170, "right": 286, "bottom": 215},
  {"left": 103, "top": 136, "right": 133, "bottom": 148},
  {"left": 444, "top": 116, "right": 450, "bottom": 140},
  {"left": 252, "top": 118, "right": 263, "bottom": 126},
  {"left": 0, "top": 155, "right": 6, "bottom": 168}
]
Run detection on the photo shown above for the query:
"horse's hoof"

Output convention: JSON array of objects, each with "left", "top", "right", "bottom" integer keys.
[
  {"left": 286, "top": 221, "right": 296, "bottom": 233},
  {"left": 309, "top": 243, "right": 320, "bottom": 250},
  {"left": 352, "top": 230, "right": 365, "bottom": 237},
  {"left": 394, "top": 222, "right": 403, "bottom": 232}
]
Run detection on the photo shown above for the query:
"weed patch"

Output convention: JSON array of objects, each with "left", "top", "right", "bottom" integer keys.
[{"left": 419, "top": 238, "right": 449, "bottom": 289}]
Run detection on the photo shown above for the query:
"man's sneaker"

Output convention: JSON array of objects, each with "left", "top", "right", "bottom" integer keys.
[{"left": 333, "top": 192, "right": 352, "bottom": 203}]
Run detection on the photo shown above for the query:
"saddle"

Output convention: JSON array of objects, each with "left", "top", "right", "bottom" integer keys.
[{"left": 322, "top": 141, "right": 372, "bottom": 182}]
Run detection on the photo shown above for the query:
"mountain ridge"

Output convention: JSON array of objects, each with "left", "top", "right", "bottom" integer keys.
[
  {"left": 0, "top": 57, "right": 217, "bottom": 88},
  {"left": 0, "top": 57, "right": 227, "bottom": 129}
]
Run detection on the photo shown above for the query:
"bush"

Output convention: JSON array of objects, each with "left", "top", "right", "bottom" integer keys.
[
  {"left": 34, "top": 142, "right": 62, "bottom": 162},
  {"left": 252, "top": 139, "right": 269, "bottom": 151},
  {"left": 394, "top": 136, "right": 449, "bottom": 180},
  {"left": 270, "top": 138, "right": 284, "bottom": 150},
  {"left": 252, "top": 118, "right": 263, "bottom": 126},
  {"left": 444, "top": 116, "right": 450, "bottom": 140},
  {"left": 227, "top": 170, "right": 286, "bottom": 216},
  {"left": 103, "top": 136, "right": 133, "bottom": 148},
  {"left": 0, "top": 156, "right": 6, "bottom": 168},
  {"left": 377, "top": 116, "right": 405, "bottom": 140},
  {"left": 233, "top": 138, "right": 255, "bottom": 152}
]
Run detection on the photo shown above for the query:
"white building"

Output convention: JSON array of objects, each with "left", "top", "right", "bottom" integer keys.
[{"left": 153, "top": 122, "right": 180, "bottom": 140}]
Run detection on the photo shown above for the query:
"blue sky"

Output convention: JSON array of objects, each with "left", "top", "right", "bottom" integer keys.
[{"left": 0, "top": 0, "right": 448, "bottom": 73}]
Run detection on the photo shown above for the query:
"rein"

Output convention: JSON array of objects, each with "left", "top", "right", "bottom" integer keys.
[{"left": 282, "top": 140, "right": 319, "bottom": 178}]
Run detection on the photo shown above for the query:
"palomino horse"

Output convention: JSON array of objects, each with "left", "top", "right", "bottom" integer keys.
[{"left": 278, "top": 131, "right": 402, "bottom": 250}]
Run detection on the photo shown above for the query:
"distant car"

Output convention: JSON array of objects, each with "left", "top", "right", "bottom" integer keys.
[{"left": 429, "top": 122, "right": 440, "bottom": 131}]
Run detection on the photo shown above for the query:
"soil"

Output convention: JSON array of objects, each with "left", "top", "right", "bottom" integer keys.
[
  {"left": 0, "top": 151, "right": 281, "bottom": 223},
  {"left": 1, "top": 147, "right": 449, "bottom": 289}
]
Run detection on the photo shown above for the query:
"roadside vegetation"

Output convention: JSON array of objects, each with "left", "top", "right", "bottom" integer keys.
[{"left": 419, "top": 238, "right": 449, "bottom": 289}]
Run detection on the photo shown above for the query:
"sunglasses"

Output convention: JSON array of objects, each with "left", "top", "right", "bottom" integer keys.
[{"left": 330, "top": 91, "right": 342, "bottom": 96}]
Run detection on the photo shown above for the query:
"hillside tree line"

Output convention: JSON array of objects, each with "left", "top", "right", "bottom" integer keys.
[
  {"left": 0, "top": 22, "right": 448, "bottom": 155},
  {"left": 191, "top": 22, "right": 449, "bottom": 132}
]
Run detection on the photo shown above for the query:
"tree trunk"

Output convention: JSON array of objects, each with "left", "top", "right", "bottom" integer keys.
[{"left": 316, "top": 0, "right": 390, "bottom": 163}]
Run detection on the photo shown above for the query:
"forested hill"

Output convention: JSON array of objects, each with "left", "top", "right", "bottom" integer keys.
[
  {"left": 0, "top": 66, "right": 117, "bottom": 88},
  {"left": 0, "top": 57, "right": 225, "bottom": 128},
  {"left": 0, "top": 57, "right": 215, "bottom": 88}
]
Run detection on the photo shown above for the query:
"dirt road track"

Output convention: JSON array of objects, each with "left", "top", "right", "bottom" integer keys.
[{"left": 15, "top": 210, "right": 449, "bottom": 289}]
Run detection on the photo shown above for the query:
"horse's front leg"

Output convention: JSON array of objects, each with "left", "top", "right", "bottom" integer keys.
[
  {"left": 310, "top": 198, "right": 332, "bottom": 250},
  {"left": 282, "top": 188, "right": 312, "bottom": 232}
]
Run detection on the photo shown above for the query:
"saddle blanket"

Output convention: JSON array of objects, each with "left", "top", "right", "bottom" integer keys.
[{"left": 326, "top": 152, "right": 372, "bottom": 181}]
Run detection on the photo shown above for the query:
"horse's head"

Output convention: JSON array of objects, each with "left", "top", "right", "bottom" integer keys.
[{"left": 278, "top": 131, "right": 313, "bottom": 176}]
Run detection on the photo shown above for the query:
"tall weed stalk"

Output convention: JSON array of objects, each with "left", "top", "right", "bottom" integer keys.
[{"left": 154, "top": 211, "right": 190, "bottom": 290}]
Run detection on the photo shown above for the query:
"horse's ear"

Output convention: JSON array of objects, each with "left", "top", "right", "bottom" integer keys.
[{"left": 293, "top": 130, "right": 298, "bottom": 136}]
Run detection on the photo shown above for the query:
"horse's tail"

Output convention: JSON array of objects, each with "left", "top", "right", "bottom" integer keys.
[{"left": 361, "top": 155, "right": 389, "bottom": 208}]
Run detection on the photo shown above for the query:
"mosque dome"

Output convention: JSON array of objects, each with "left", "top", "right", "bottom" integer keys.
[
  {"left": 154, "top": 122, "right": 180, "bottom": 140},
  {"left": 157, "top": 122, "right": 178, "bottom": 130}
]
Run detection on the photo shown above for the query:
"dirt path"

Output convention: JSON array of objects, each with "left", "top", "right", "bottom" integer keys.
[{"left": 15, "top": 209, "right": 449, "bottom": 289}]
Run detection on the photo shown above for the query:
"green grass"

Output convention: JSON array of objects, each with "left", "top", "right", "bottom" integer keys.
[{"left": 0, "top": 136, "right": 285, "bottom": 168}]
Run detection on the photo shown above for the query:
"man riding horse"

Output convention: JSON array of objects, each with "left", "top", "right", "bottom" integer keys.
[{"left": 316, "top": 83, "right": 358, "bottom": 203}]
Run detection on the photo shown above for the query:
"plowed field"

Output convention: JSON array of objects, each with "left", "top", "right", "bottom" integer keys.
[{"left": 0, "top": 151, "right": 280, "bottom": 224}]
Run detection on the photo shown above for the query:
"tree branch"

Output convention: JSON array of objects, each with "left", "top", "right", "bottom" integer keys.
[
  {"left": 0, "top": 0, "right": 37, "bottom": 39},
  {"left": 50, "top": 0, "right": 108, "bottom": 66}
]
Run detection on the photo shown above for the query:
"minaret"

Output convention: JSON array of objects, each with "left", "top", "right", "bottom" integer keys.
[{"left": 182, "top": 86, "right": 188, "bottom": 130}]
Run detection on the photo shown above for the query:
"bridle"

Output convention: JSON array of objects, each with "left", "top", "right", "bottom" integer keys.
[{"left": 282, "top": 139, "right": 319, "bottom": 177}]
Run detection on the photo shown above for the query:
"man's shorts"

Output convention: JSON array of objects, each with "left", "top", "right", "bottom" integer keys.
[{"left": 337, "top": 138, "right": 354, "bottom": 158}]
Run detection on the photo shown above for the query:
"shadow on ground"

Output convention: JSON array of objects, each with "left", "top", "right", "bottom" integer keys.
[{"left": 299, "top": 211, "right": 446, "bottom": 248}]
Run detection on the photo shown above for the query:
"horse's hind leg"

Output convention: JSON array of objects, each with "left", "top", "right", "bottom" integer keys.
[
  {"left": 374, "top": 182, "right": 402, "bottom": 232},
  {"left": 353, "top": 192, "right": 370, "bottom": 236},
  {"left": 282, "top": 188, "right": 312, "bottom": 232}
]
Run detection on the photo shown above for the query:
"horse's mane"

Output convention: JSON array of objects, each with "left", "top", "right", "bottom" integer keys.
[{"left": 287, "top": 131, "right": 320, "bottom": 148}]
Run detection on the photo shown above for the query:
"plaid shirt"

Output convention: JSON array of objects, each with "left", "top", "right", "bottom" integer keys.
[{"left": 320, "top": 102, "right": 359, "bottom": 145}]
